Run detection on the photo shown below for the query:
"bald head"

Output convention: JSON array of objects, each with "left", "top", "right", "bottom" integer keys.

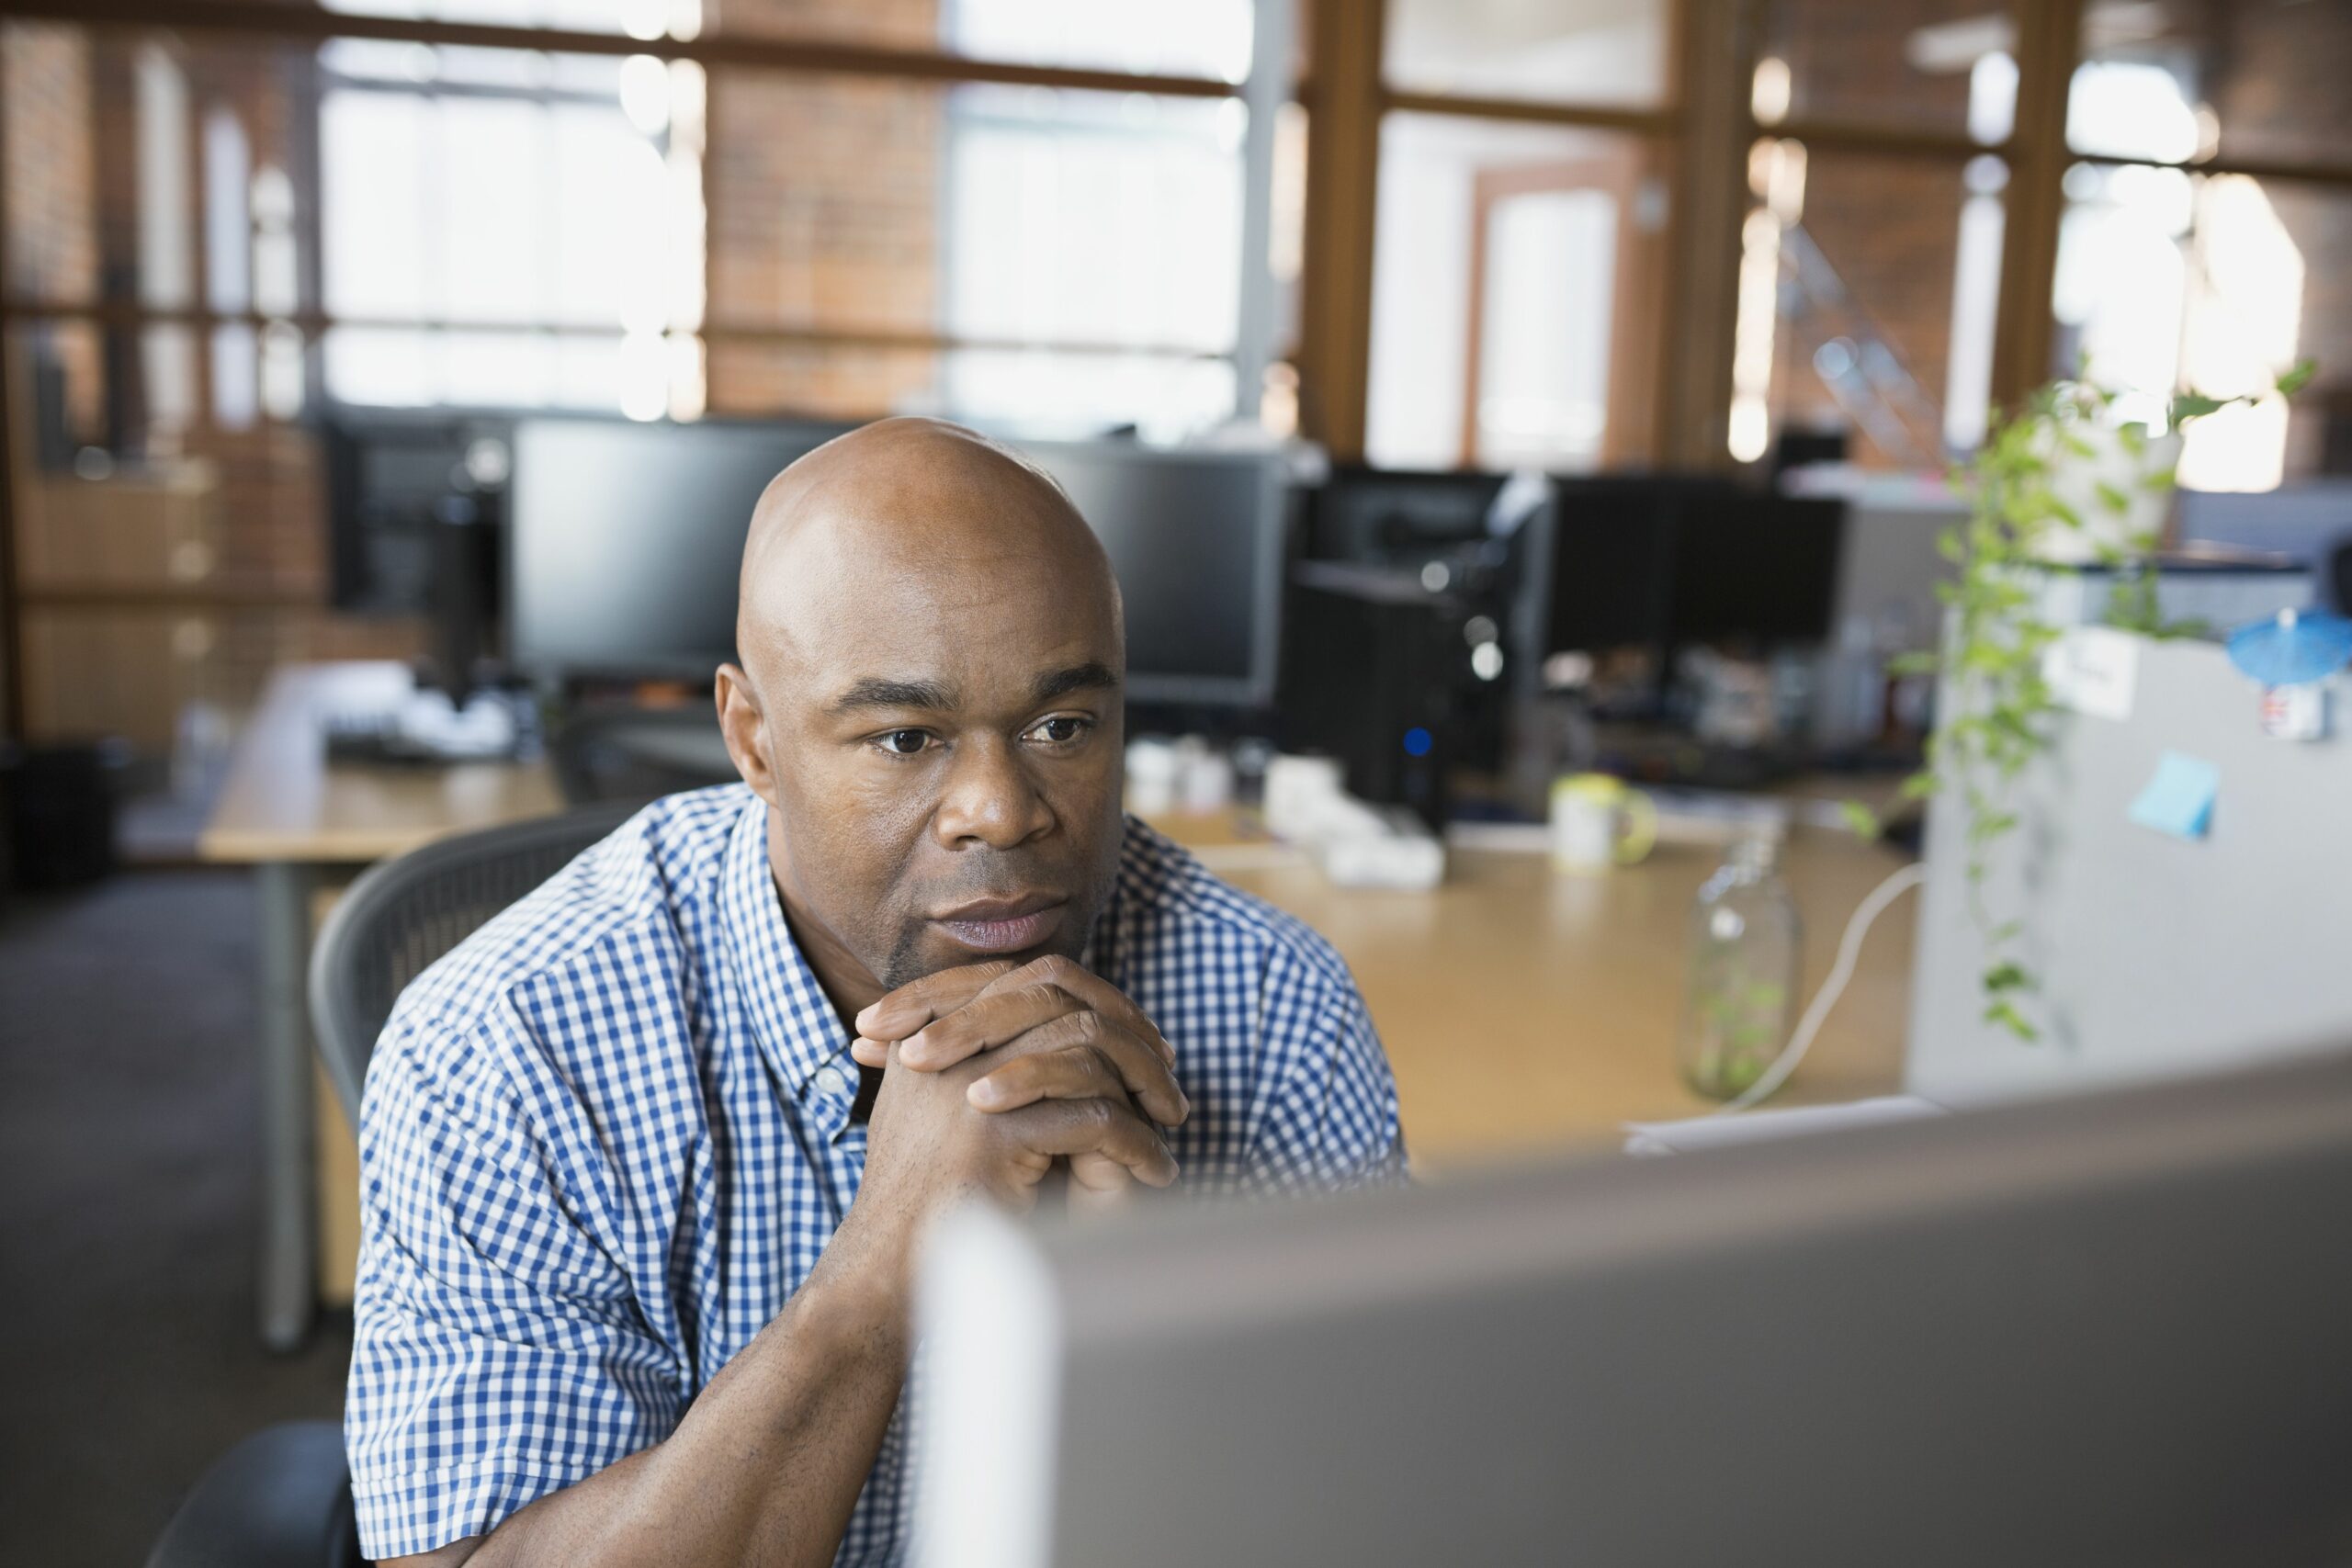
[
  {"left": 739, "top": 417, "right": 1117, "bottom": 664},
  {"left": 713, "top": 416, "right": 1131, "bottom": 1003}
]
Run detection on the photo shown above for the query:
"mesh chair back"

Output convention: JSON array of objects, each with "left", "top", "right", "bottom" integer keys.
[{"left": 307, "top": 803, "right": 640, "bottom": 1123}]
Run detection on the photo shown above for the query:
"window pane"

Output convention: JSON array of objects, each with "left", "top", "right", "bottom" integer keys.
[
  {"left": 2054, "top": 165, "right": 2352, "bottom": 491},
  {"left": 944, "top": 85, "right": 1240, "bottom": 354},
  {"left": 321, "top": 65, "right": 685, "bottom": 332},
  {"left": 1743, "top": 144, "right": 2003, "bottom": 468},
  {"left": 2070, "top": 1, "right": 2352, "bottom": 171},
  {"left": 1366, "top": 114, "right": 1668, "bottom": 471},
  {"left": 1757, "top": 0, "right": 2019, "bottom": 141},
  {"left": 1383, "top": 0, "right": 1668, "bottom": 110},
  {"left": 309, "top": 0, "right": 1255, "bottom": 82},
  {"left": 939, "top": 348, "right": 1236, "bottom": 441}
]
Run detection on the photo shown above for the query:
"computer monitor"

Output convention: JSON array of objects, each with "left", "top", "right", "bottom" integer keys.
[
  {"left": 506, "top": 414, "right": 850, "bottom": 680},
  {"left": 915, "top": 1048, "right": 2352, "bottom": 1568},
  {"left": 320, "top": 404, "right": 523, "bottom": 697},
  {"left": 321, "top": 404, "right": 516, "bottom": 616},
  {"left": 1669, "top": 491, "right": 1847, "bottom": 647},
  {"left": 1013, "top": 441, "right": 1289, "bottom": 709},
  {"left": 1303, "top": 466, "right": 1510, "bottom": 567}
]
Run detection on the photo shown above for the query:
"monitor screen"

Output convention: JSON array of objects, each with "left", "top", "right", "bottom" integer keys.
[
  {"left": 507, "top": 415, "right": 847, "bottom": 678},
  {"left": 1669, "top": 493, "right": 1846, "bottom": 647},
  {"left": 1014, "top": 441, "right": 1287, "bottom": 707},
  {"left": 510, "top": 419, "right": 1286, "bottom": 703}
]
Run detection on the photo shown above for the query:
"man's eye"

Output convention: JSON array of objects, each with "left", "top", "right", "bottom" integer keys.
[
  {"left": 877, "top": 728, "right": 931, "bottom": 756},
  {"left": 1028, "top": 716, "right": 1091, "bottom": 746}
]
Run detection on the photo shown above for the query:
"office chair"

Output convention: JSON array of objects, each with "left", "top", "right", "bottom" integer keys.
[
  {"left": 147, "top": 803, "right": 639, "bottom": 1568},
  {"left": 548, "top": 705, "right": 739, "bottom": 808}
]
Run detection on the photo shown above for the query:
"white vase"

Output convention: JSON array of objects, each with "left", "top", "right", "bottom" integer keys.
[{"left": 2030, "top": 424, "right": 2182, "bottom": 566}]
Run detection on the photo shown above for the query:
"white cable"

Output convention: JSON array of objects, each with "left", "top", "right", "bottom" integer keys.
[{"left": 1709, "top": 860, "right": 1928, "bottom": 1116}]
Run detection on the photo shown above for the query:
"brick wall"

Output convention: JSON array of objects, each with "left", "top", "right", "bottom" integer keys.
[
  {"left": 1775, "top": 147, "right": 1968, "bottom": 468},
  {"left": 703, "top": 0, "right": 944, "bottom": 419},
  {"left": 1764, "top": 0, "right": 1973, "bottom": 130},
  {"left": 1757, "top": 0, "right": 1978, "bottom": 468}
]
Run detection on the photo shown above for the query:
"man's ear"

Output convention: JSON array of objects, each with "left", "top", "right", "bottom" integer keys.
[{"left": 715, "top": 662, "right": 778, "bottom": 807}]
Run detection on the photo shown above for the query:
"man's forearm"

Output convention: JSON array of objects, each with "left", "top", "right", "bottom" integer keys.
[{"left": 434, "top": 1224, "right": 912, "bottom": 1568}]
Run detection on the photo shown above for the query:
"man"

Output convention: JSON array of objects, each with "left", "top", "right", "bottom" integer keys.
[{"left": 347, "top": 418, "right": 1404, "bottom": 1566}]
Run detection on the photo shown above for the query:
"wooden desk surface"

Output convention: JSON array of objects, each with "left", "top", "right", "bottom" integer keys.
[
  {"left": 1182, "top": 822, "right": 1918, "bottom": 1171},
  {"left": 199, "top": 661, "right": 564, "bottom": 864}
]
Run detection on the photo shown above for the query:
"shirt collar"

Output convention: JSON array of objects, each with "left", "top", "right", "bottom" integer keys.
[{"left": 718, "top": 795, "right": 854, "bottom": 1100}]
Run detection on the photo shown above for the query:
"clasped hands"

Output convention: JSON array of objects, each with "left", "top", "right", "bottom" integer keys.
[{"left": 849, "top": 955, "right": 1188, "bottom": 1211}]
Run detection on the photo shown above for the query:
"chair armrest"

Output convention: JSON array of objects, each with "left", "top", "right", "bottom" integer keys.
[{"left": 145, "top": 1420, "right": 362, "bottom": 1568}]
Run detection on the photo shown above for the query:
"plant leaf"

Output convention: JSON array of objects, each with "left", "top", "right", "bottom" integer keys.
[
  {"left": 2277, "top": 357, "right": 2317, "bottom": 398},
  {"left": 2170, "top": 390, "right": 2229, "bottom": 423},
  {"left": 1838, "top": 800, "right": 1883, "bottom": 841}
]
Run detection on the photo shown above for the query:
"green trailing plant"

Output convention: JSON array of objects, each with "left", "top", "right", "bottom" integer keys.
[{"left": 1847, "top": 359, "right": 2314, "bottom": 1041}]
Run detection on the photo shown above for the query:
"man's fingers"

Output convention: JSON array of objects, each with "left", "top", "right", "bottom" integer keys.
[
  {"left": 972, "top": 1010, "right": 1189, "bottom": 1126},
  {"left": 970, "top": 955, "right": 1177, "bottom": 1067},
  {"left": 853, "top": 960, "right": 1020, "bottom": 1041},
  {"left": 965, "top": 1043, "right": 1125, "bottom": 1113},
  {"left": 900, "top": 982, "right": 1083, "bottom": 1070},
  {"left": 1001, "top": 1098, "right": 1179, "bottom": 1189}
]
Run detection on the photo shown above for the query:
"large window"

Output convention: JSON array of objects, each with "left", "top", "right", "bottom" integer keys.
[{"left": 1362, "top": 0, "right": 1675, "bottom": 473}]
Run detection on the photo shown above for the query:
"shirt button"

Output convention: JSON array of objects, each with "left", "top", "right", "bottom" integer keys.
[{"left": 812, "top": 1065, "right": 850, "bottom": 1100}]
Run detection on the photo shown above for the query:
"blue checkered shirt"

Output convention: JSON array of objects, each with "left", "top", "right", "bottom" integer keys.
[{"left": 346, "top": 784, "right": 1404, "bottom": 1562}]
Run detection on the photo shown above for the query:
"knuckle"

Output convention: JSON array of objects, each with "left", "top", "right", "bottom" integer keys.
[{"left": 1067, "top": 1008, "right": 1103, "bottom": 1045}]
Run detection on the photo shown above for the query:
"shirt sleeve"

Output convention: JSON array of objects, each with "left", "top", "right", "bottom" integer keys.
[
  {"left": 1245, "top": 956, "right": 1409, "bottom": 1195},
  {"left": 345, "top": 1013, "right": 686, "bottom": 1561}
]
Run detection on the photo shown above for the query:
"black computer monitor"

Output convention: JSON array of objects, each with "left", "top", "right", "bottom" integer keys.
[
  {"left": 320, "top": 404, "right": 523, "bottom": 697},
  {"left": 506, "top": 414, "right": 850, "bottom": 681},
  {"left": 321, "top": 404, "right": 516, "bottom": 616},
  {"left": 1015, "top": 441, "right": 1289, "bottom": 710},
  {"left": 1539, "top": 476, "right": 1845, "bottom": 656},
  {"left": 1304, "top": 466, "right": 1510, "bottom": 566},
  {"left": 1669, "top": 492, "right": 1847, "bottom": 648}
]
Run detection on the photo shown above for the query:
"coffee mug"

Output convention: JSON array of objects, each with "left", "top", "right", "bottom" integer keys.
[{"left": 1549, "top": 773, "right": 1657, "bottom": 874}]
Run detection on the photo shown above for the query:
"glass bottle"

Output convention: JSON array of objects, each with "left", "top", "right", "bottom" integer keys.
[{"left": 1679, "top": 831, "right": 1803, "bottom": 1101}]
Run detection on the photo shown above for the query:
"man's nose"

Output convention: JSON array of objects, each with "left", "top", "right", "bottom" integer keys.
[{"left": 932, "top": 737, "right": 1055, "bottom": 851}]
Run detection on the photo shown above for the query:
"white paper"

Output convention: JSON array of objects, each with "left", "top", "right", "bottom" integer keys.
[{"left": 2041, "top": 626, "right": 2140, "bottom": 722}]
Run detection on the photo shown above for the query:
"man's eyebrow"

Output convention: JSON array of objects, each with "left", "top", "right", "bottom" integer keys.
[
  {"left": 1031, "top": 661, "right": 1120, "bottom": 704},
  {"left": 827, "top": 676, "right": 958, "bottom": 715}
]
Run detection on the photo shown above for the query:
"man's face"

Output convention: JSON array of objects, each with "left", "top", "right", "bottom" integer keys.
[{"left": 732, "top": 496, "right": 1125, "bottom": 994}]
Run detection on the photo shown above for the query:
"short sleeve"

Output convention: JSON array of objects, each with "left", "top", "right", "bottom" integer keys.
[
  {"left": 1245, "top": 959, "right": 1408, "bottom": 1195},
  {"left": 345, "top": 1015, "right": 686, "bottom": 1560}
]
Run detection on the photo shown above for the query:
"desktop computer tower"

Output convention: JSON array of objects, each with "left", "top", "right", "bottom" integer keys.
[{"left": 1276, "top": 562, "right": 1483, "bottom": 830}]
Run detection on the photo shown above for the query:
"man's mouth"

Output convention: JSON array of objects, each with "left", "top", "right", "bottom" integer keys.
[{"left": 930, "top": 892, "right": 1068, "bottom": 954}]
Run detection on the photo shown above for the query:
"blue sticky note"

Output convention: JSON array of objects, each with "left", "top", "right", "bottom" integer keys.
[{"left": 2128, "top": 750, "right": 2219, "bottom": 840}]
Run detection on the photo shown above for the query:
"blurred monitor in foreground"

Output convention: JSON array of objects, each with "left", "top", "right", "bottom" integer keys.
[
  {"left": 917, "top": 1049, "right": 2352, "bottom": 1568},
  {"left": 1015, "top": 441, "right": 1289, "bottom": 711},
  {"left": 507, "top": 415, "right": 850, "bottom": 681}
]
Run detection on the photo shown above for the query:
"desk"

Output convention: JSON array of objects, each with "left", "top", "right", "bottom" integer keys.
[
  {"left": 199, "top": 662, "right": 564, "bottom": 1348},
  {"left": 1193, "top": 829, "right": 1917, "bottom": 1170},
  {"left": 202, "top": 660, "right": 1917, "bottom": 1343}
]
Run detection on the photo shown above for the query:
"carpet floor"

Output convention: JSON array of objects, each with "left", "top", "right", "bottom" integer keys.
[{"left": 0, "top": 870, "right": 352, "bottom": 1567}]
